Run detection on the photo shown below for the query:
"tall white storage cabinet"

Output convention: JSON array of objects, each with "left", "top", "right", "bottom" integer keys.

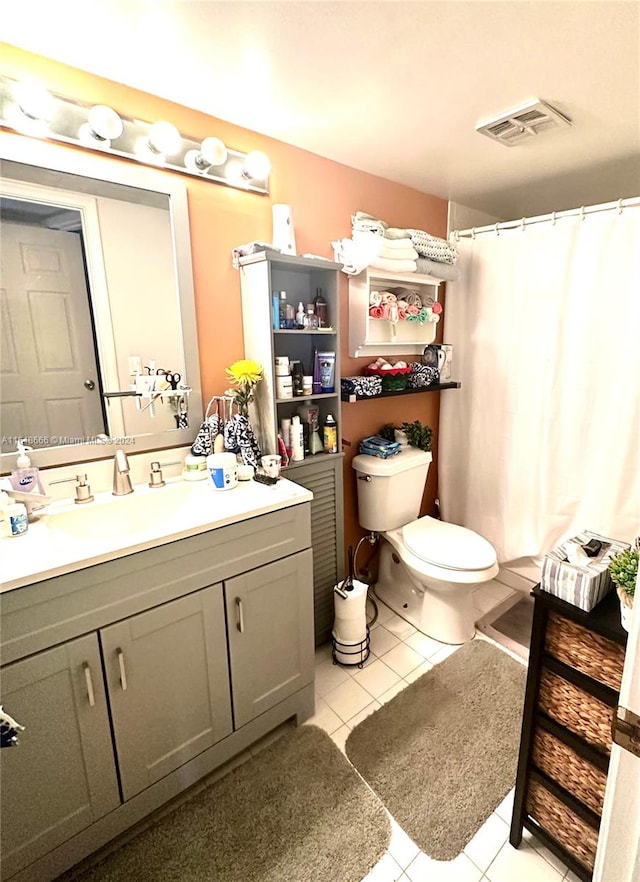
[{"left": 238, "top": 252, "right": 344, "bottom": 644}]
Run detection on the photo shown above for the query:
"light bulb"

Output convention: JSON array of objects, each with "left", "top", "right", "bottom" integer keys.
[
  {"left": 184, "top": 137, "right": 228, "bottom": 173},
  {"left": 200, "top": 137, "right": 227, "bottom": 167},
  {"left": 78, "top": 105, "right": 124, "bottom": 149},
  {"left": 244, "top": 150, "right": 270, "bottom": 180},
  {"left": 14, "top": 79, "right": 54, "bottom": 120},
  {"left": 147, "top": 121, "right": 182, "bottom": 156},
  {"left": 88, "top": 105, "right": 123, "bottom": 141}
]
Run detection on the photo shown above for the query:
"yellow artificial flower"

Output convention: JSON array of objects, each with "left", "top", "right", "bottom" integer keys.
[{"left": 225, "top": 360, "right": 264, "bottom": 388}]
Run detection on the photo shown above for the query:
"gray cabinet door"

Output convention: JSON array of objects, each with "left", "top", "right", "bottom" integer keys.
[
  {"left": 226, "top": 550, "right": 314, "bottom": 729},
  {"left": 0, "top": 635, "right": 120, "bottom": 880},
  {"left": 288, "top": 456, "right": 345, "bottom": 644},
  {"left": 101, "top": 585, "right": 233, "bottom": 801}
]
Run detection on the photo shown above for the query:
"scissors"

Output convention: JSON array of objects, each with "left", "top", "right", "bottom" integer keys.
[{"left": 158, "top": 370, "right": 182, "bottom": 390}]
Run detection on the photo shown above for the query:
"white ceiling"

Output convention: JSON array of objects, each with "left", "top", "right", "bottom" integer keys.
[{"left": 3, "top": 1, "right": 640, "bottom": 220}]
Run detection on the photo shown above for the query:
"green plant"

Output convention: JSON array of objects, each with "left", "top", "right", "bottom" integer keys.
[
  {"left": 609, "top": 547, "right": 638, "bottom": 598},
  {"left": 379, "top": 423, "right": 398, "bottom": 443},
  {"left": 378, "top": 420, "right": 433, "bottom": 451},
  {"left": 401, "top": 420, "right": 433, "bottom": 452}
]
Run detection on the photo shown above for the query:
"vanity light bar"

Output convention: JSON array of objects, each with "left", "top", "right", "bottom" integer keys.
[{"left": 0, "top": 76, "right": 270, "bottom": 195}]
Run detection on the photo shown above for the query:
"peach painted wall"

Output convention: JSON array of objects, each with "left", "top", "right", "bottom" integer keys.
[{"left": 2, "top": 44, "right": 449, "bottom": 562}]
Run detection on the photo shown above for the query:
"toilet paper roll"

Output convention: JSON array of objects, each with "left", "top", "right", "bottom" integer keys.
[{"left": 333, "top": 578, "right": 368, "bottom": 643}]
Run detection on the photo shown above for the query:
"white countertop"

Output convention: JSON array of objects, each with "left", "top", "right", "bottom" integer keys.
[{"left": 0, "top": 477, "right": 312, "bottom": 592}]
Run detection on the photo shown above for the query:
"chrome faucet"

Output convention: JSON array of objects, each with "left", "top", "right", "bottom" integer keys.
[{"left": 112, "top": 450, "right": 134, "bottom": 496}]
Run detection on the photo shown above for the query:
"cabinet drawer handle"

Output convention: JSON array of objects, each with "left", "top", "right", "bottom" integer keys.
[
  {"left": 117, "top": 648, "right": 128, "bottom": 691},
  {"left": 235, "top": 597, "right": 244, "bottom": 633},
  {"left": 83, "top": 662, "right": 96, "bottom": 707}
]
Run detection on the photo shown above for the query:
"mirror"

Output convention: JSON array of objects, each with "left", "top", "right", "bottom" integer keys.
[{"left": 0, "top": 132, "right": 203, "bottom": 471}]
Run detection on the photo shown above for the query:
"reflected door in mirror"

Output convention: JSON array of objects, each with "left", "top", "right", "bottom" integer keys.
[{"left": 1, "top": 222, "right": 106, "bottom": 449}]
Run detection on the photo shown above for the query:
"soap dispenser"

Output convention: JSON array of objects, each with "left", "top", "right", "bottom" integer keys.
[{"left": 9, "top": 441, "right": 45, "bottom": 495}]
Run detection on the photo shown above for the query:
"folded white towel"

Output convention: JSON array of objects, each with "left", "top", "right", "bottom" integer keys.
[
  {"left": 384, "top": 227, "right": 410, "bottom": 240},
  {"left": 379, "top": 241, "right": 419, "bottom": 261},
  {"left": 369, "top": 257, "right": 418, "bottom": 273},
  {"left": 378, "top": 237, "right": 415, "bottom": 250}
]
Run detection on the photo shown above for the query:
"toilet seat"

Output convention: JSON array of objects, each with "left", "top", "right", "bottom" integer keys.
[{"left": 401, "top": 516, "right": 497, "bottom": 572}]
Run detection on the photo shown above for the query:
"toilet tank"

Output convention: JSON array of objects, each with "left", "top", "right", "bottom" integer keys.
[{"left": 352, "top": 448, "right": 432, "bottom": 531}]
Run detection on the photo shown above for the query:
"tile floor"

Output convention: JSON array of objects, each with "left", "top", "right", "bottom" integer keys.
[{"left": 304, "top": 579, "right": 582, "bottom": 882}]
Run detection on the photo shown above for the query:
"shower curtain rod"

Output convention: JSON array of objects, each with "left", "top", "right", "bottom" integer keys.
[{"left": 452, "top": 196, "right": 640, "bottom": 239}]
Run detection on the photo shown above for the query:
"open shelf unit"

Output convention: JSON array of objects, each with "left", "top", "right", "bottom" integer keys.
[
  {"left": 341, "top": 381, "right": 460, "bottom": 403},
  {"left": 349, "top": 266, "right": 444, "bottom": 358}
]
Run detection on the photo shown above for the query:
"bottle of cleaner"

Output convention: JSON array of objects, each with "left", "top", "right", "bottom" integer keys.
[
  {"left": 9, "top": 441, "right": 45, "bottom": 495},
  {"left": 323, "top": 414, "right": 338, "bottom": 454}
]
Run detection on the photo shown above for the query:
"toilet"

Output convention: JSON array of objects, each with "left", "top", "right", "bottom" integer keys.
[{"left": 352, "top": 448, "right": 499, "bottom": 644}]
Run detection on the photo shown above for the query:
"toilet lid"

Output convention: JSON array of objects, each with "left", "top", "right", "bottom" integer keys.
[{"left": 401, "top": 517, "right": 497, "bottom": 571}]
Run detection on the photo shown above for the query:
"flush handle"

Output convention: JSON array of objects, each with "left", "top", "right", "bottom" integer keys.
[
  {"left": 116, "top": 649, "right": 128, "bottom": 691},
  {"left": 358, "top": 475, "right": 372, "bottom": 482},
  {"left": 84, "top": 379, "right": 96, "bottom": 390},
  {"left": 83, "top": 662, "right": 96, "bottom": 707}
]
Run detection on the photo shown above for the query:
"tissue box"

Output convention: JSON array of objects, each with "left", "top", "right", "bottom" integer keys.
[{"left": 540, "top": 530, "right": 631, "bottom": 611}]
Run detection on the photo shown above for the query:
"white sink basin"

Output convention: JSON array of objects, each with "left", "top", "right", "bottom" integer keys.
[{"left": 46, "top": 481, "right": 195, "bottom": 541}]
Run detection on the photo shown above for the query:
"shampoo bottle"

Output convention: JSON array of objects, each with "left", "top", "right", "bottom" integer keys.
[
  {"left": 290, "top": 416, "right": 304, "bottom": 462},
  {"left": 9, "top": 441, "right": 45, "bottom": 495}
]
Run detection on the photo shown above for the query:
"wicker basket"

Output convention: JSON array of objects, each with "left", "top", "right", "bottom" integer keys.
[
  {"left": 538, "top": 669, "right": 613, "bottom": 754},
  {"left": 532, "top": 727, "right": 607, "bottom": 815},
  {"left": 545, "top": 612, "right": 624, "bottom": 691},
  {"left": 527, "top": 779, "right": 599, "bottom": 872}
]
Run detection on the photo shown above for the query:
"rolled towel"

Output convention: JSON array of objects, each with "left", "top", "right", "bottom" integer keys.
[
  {"left": 369, "top": 290, "right": 383, "bottom": 306},
  {"left": 369, "top": 305, "right": 385, "bottom": 318}
]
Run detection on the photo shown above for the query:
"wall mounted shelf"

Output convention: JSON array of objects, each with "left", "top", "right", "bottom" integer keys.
[
  {"left": 341, "top": 381, "right": 461, "bottom": 403},
  {"left": 349, "top": 267, "right": 444, "bottom": 358}
]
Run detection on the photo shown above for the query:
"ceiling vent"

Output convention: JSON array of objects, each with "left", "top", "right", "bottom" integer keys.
[{"left": 476, "top": 99, "right": 571, "bottom": 146}]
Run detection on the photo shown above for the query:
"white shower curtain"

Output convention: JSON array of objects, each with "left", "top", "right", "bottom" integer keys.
[{"left": 439, "top": 202, "right": 640, "bottom": 564}]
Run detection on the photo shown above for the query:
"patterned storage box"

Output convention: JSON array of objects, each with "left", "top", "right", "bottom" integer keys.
[{"left": 540, "top": 530, "right": 630, "bottom": 611}]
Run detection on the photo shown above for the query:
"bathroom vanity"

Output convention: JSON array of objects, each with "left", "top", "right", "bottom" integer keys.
[{"left": 0, "top": 478, "right": 315, "bottom": 882}]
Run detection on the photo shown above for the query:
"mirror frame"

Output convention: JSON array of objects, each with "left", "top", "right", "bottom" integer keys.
[{"left": 0, "top": 131, "right": 203, "bottom": 473}]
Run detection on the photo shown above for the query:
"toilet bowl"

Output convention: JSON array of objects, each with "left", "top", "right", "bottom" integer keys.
[
  {"left": 375, "top": 517, "right": 499, "bottom": 644},
  {"left": 352, "top": 448, "right": 498, "bottom": 644}
]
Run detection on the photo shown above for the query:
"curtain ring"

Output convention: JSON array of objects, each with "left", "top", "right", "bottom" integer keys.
[
  {"left": 521, "top": 217, "right": 526, "bottom": 232},
  {"left": 580, "top": 206, "right": 585, "bottom": 221},
  {"left": 495, "top": 223, "right": 500, "bottom": 237},
  {"left": 551, "top": 211, "right": 556, "bottom": 226},
  {"left": 618, "top": 198, "right": 624, "bottom": 214},
  {"left": 471, "top": 227, "right": 476, "bottom": 240},
  {"left": 454, "top": 230, "right": 460, "bottom": 242}
]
